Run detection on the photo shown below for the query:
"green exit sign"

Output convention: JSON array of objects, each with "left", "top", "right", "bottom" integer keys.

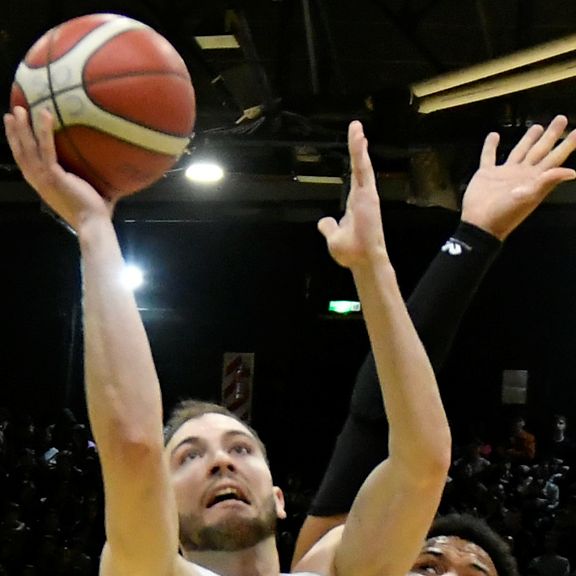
[{"left": 328, "top": 300, "right": 361, "bottom": 314}]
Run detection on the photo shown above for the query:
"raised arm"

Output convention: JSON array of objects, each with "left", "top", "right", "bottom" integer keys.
[
  {"left": 4, "top": 108, "right": 180, "bottom": 576},
  {"left": 292, "top": 115, "right": 576, "bottom": 567},
  {"left": 295, "top": 121, "right": 451, "bottom": 576}
]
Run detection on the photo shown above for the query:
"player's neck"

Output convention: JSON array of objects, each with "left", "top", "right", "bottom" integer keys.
[{"left": 185, "top": 535, "right": 281, "bottom": 576}]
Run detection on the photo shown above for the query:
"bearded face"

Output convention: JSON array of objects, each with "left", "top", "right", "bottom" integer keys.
[
  {"left": 179, "top": 493, "right": 278, "bottom": 552},
  {"left": 166, "top": 413, "right": 286, "bottom": 555}
]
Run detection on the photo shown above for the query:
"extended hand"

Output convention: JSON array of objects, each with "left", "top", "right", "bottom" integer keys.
[
  {"left": 4, "top": 106, "right": 114, "bottom": 232},
  {"left": 318, "top": 121, "right": 388, "bottom": 269},
  {"left": 461, "top": 115, "right": 576, "bottom": 240}
]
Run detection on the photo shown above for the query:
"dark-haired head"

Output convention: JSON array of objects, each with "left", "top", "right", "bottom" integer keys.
[{"left": 423, "top": 513, "right": 519, "bottom": 576}]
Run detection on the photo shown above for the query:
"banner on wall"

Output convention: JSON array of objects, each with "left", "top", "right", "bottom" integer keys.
[
  {"left": 501, "top": 369, "right": 528, "bottom": 405},
  {"left": 222, "top": 352, "right": 254, "bottom": 423}
]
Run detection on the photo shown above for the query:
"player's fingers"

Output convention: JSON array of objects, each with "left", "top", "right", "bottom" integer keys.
[
  {"left": 317, "top": 216, "right": 339, "bottom": 239},
  {"left": 521, "top": 168, "right": 576, "bottom": 205},
  {"left": 36, "top": 109, "right": 57, "bottom": 165},
  {"left": 348, "top": 121, "right": 364, "bottom": 186},
  {"left": 537, "top": 167, "right": 576, "bottom": 192},
  {"left": 505, "top": 124, "right": 544, "bottom": 164},
  {"left": 348, "top": 121, "right": 376, "bottom": 190},
  {"left": 479, "top": 132, "right": 500, "bottom": 168},
  {"left": 538, "top": 127, "right": 576, "bottom": 171},
  {"left": 359, "top": 138, "right": 376, "bottom": 190},
  {"left": 10, "top": 106, "right": 41, "bottom": 165},
  {"left": 524, "top": 115, "right": 569, "bottom": 166},
  {"left": 3, "top": 112, "right": 23, "bottom": 161}
]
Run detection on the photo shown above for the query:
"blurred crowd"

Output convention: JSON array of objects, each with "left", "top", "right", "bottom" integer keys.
[
  {"left": 441, "top": 414, "right": 576, "bottom": 575},
  {"left": 2, "top": 406, "right": 576, "bottom": 575},
  {"left": 0, "top": 407, "right": 104, "bottom": 575}
]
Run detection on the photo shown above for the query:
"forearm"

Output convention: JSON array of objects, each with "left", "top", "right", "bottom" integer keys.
[
  {"left": 79, "top": 217, "right": 164, "bottom": 452},
  {"left": 348, "top": 222, "right": 501, "bottom": 422},
  {"left": 307, "top": 222, "right": 499, "bottom": 520},
  {"left": 352, "top": 256, "right": 450, "bottom": 475},
  {"left": 329, "top": 256, "right": 451, "bottom": 576},
  {"left": 407, "top": 221, "right": 502, "bottom": 369}
]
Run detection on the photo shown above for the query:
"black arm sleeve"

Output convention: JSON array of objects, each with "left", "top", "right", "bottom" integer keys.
[{"left": 308, "top": 221, "right": 502, "bottom": 516}]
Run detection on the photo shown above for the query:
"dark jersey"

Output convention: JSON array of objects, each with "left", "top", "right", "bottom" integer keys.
[{"left": 309, "top": 222, "right": 502, "bottom": 515}]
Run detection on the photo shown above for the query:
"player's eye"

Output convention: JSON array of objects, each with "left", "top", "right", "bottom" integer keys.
[
  {"left": 230, "top": 443, "right": 252, "bottom": 455},
  {"left": 179, "top": 449, "right": 202, "bottom": 465},
  {"left": 413, "top": 563, "right": 442, "bottom": 575}
]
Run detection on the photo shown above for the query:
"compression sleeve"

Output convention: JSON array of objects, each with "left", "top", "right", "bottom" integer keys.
[{"left": 308, "top": 221, "right": 502, "bottom": 515}]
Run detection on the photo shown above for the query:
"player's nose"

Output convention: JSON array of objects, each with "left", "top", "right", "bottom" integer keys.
[{"left": 208, "top": 448, "right": 236, "bottom": 476}]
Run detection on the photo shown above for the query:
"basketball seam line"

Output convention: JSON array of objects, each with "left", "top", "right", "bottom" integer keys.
[
  {"left": 47, "top": 27, "right": 118, "bottom": 195},
  {"left": 29, "top": 80, "right": 193, "bottom": 138}
]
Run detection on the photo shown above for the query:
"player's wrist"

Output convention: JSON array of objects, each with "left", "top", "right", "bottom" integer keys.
[
  {"left": 454, "top": 220, "right": 504, "bottom": 248},
  {"left": 351, "top": 253, "right": 397, "bottom": 295},
  {"left": 349, "top": 246, "right": 391, "bottom": 274},
  {"left": 77, "top": 213, "right": 116, "bottom": 250}
]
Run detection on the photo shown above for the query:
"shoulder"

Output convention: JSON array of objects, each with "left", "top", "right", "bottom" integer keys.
[
  {"left": 174, "top": 557, "right": 220, "bottom": 576},
  {"left": 99, "top": 545, "right": 209, "bottom": 576},
  {"left": 291, "top": 525, "right": 344, "bottom": 576}
]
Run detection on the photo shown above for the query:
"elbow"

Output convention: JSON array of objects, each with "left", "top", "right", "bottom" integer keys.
[
  {"left": 412, "top": 448, "right": 451, "bottom": 487},
  {"left": 407, "top": 449, "right": 451, "bottom": 496},
  {"left": 431, "top": 445, "right": 452, "bottom": 481},
  {"left": 116, "top": 426, "right": 165, "bottom": 456},
  {"left": 96, "top": 418, "right": 165, "bottom": 460},
  {"left": 422, "top": 419, "right": 452, "bottom": 474},
  {"left": 119, "top": 432, "right": 164, "bottom": 456},
  {"left": 400, "top": 432, "right": 452, "bottom": 483},
  {"left": 109, "top": 433, "right": 166, "bottom": 473},
  {"left": 427, "top": 432, "right": 452, "bottom": 479}
]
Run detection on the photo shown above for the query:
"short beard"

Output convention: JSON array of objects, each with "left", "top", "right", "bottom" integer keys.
[{"left": 179, "top": 494, "right": 278, "bottom": 552}]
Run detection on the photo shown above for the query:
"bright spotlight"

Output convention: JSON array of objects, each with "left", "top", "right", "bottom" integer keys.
[
  {"left": 121, "top": 264, "right": 144, "bottom": 290},
  {"left": 185, "top": 161, "right": 224, "bottom": 183}
]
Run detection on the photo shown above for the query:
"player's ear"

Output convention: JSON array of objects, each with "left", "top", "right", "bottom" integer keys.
[{"left": 273, "top": 486, "right": 287, "bottom": 519}]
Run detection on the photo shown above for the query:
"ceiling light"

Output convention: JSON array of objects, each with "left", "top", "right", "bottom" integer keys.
[
  {"left": 195, "top": 35, "right": 240, "bottom": 50},
  {"left": 416, "top": 57, "right": 576, "bottom": 114},
  {"left": 412, "top": 32, "right": 576, "bottom": 98},
  {"left": 185, "top": 162, "right": 225, "bottom": 183},
  {"left": 295, "top": 175, "right": 344, "bottom": 184},
  {"left": 121, "top": 265, "right": 144, "bottom": 291},
  {"left": 412, "top": 32, "right": 576, "bottom": 113}
]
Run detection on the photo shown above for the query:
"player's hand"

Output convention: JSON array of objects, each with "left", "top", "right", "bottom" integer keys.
[
  {"left": 461, "top": 115, "right": 576, "bottom": 240},
  {"left": 4, "top": 106, "right": 114, "bottom": 232},
  {"left": 318, "top": 121, "right": 388, "bottom": 270}
]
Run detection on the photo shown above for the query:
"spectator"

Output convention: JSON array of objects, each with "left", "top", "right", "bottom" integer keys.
[
  {"left": 528, "top": 532, "right": 570, "bottom": 576},
  {"left": 541, "top": 415, "right": 576, "bottom": 466},
  {"left": 499, "top": 415, "right": 536, "bottom": 463}
]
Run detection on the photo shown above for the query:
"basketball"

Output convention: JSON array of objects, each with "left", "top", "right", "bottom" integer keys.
[{"left": 10, "top": 13, "right": 196, "bottom": 199}]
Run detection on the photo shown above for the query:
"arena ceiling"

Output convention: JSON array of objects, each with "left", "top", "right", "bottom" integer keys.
[
  {"left": 2, "top": 1, "right": 576, "bottom": 453},
  {"left": 2, "top": 0, "right": 576, "bottom": 215}
]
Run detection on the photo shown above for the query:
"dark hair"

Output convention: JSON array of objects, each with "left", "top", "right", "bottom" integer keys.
[
  {"left": 163, "top": 399, "right": 267, "bottom": 460},
  {"left": 427, "top": 513, "right": 519, "bottom": 576}
]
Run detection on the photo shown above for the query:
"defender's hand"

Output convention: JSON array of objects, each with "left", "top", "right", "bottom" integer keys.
[{"left": 462, "top": 115, "right": 576, "bottom": 240}]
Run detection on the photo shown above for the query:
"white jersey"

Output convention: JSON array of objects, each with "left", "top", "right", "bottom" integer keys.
[{"left": 194, "top": 565, "right": 319, "bottom": 576}]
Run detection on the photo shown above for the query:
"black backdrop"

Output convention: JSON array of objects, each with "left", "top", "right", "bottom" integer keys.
[{"left": 3, "top": 200, "right": 576, "bottom": 486}]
